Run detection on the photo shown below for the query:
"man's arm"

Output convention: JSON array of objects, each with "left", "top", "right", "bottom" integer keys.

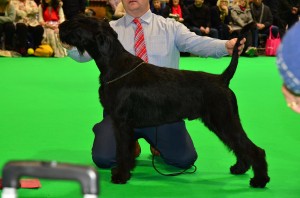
[{"left": 173, "top": 20, "right": 230, "bottom": 57}]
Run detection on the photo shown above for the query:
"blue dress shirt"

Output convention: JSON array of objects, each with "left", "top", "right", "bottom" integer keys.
[{"left": 68, "top": 9, "right": 229, "bottom": 69}]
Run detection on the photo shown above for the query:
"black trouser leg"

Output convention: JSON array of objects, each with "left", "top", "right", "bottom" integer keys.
[
  {"left": 3, "top": 22, "right": 16, "bottom": 50},
  {"left": 15, "top": 23, "right": 28, "bottom": 55},
  {"left": 28, "top": 25, "right": 44, "bottom": 49}
]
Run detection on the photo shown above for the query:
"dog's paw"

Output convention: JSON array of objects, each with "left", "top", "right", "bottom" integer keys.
[
  {"left": 111, "top": 167, "right": 131, "bottom": 184},
  {"left": 230, "top": 163, "right": 250, "bottom": 175},
  {"left": 250, "top": 176, "right": 270, "bottom": 188}
]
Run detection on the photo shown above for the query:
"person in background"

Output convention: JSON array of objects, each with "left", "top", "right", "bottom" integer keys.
[
  {"left": 151, "top": 0, "right": 170, "bottom": 18},
  {"left": 230, "top": 0, "right": 257, "bottom": 56},
  {"left": 229, "top": 0, "right": 238, "bottom": 8},
  {"left": 65, "top": 0, "right": 246, "bottom": 169},
  {"left": 277, "top": 21, "right": 300, "bottom": 114},
  {"left": 168, "top": 0, "right": 189, "bottom": 23},
  {"left": 107, "top": 0, "right": 121, "bottom": 20},
  {"left": 0, "top": 0, "right": 15, "bottom": 51},
  {"left": 210, "top": 0, "right": 232, "bottom": 39},
  {"left": 249, "top": 0, "right": 278, "bottom": 48},
  {"left": 263, "top": 0, "right": 285, "bottom": 37},
  {"left": 278, "top": 0, "right": 300, "bottom": 31},
  {"left": 39, "top": 0, "right": 66, "bottom": 57},
  {"left": 113, "top": 1, "right": 125, "bottom": 18},
  {"left": 61, "top": 0, "right": 86, "bottom": 20},
  {"left": 12, "top": 0, "right": 44, "bottom": 56},
  {"left": 186, "top": 0, "right": 218, "bottom": 38}
]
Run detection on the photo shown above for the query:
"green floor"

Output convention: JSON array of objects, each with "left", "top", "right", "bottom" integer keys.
[{"left": 0, "top": 56, "right": 299, "bottom": 198}]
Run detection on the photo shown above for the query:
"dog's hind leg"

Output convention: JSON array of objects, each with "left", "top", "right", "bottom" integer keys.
[
  {"left": 110, "top": 118, "right": 136, "bottom": 184},
  {"left": 201, "top": 97, "right": 270, "bottom": 188}
]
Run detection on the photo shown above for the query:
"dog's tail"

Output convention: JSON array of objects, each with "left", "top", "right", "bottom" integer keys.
[{"left": 220, "top": 22, "right": 256, "bottom": 86}]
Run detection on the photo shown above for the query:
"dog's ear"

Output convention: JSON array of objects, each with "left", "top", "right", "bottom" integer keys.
[
  {"left": 95, "top": 23, "right": 119, "bottom": 57},
  {"left": 95, "top": 33, "right": 113, "bottom": 57}
]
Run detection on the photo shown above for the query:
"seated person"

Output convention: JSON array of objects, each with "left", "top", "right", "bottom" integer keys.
[
  {"left": 231, "top": 0, "right": 257, "bottom": 56},
  {"left": 113, "top": 2, "right": 125, "bottom": 19},
  {"left": 38, "top": 0, "right": 66, "bottom": 57},
  {"left": 151, "top": 0, "right": 170, "bottom": 18},
  {"left": 186, "top": 0, "right": 218, "bottom": 38},
  {"left": 210, "top": 0, "right": 232, "bottom": 40},
  {"left": 168, "top": 0, "right": 189, "bottom": 24},
  {"left": 0, "top": 0, "right": 15, "bottom": 51},
  {"left": 249, "top": 0, "right": 278, "bottom": 47},
  {"left": 12, "top": 0, "right": 44, "bottom": 56}
]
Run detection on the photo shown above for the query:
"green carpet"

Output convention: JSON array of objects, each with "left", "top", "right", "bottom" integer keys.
[{"left": 0, "top": 56, "right": 299, "bottom": 198}]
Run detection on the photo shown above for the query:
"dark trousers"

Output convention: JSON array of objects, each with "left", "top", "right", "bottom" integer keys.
[
  {"left": 92, "top": 115, "right": 198, "bottom": 169},
  {"left": 231, "top": 26, "right": 258, "bottom": 53},
  {"left": 189, "top": 26, "right": 219, "bottom": 39},
  {"left": 15, "top": 23, "right": 44, "bottom": 50},
  {"left": 0, "top": 22, "right": 15, "bottom": 50},
  {"left": 256, "top": 25, "right": 280, "bottom": 47},
  {"left": 216, "top": 23, "right": 231, "bottom": 40}
]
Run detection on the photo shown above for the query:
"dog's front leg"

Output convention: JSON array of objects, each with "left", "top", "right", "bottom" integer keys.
[{"left": 111, "top": 119, "right": 135, "bottom": 184}]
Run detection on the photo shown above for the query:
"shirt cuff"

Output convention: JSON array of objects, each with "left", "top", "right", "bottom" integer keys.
[{"left": 67, "top": 47, "right": 92, "bottom": 63}]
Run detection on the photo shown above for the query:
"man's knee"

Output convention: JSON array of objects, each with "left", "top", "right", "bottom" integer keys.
[
  {"left": 92, "top": 154, "right": 116, "bottom": 169},
  {"left": 92, "top": 116, "right": 116, "bottom": 168}
]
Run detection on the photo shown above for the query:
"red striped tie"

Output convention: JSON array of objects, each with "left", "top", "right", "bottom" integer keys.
[{"left": 133, "top": 18, "right": 148, "bottom": 62}]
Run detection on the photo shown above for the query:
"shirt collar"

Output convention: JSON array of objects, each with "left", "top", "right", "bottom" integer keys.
[{"left": 124, "top": 9, "right": 152, "bottom": 26}]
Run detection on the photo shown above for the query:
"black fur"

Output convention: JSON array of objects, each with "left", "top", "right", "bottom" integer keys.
[{"left": 59, "top": 16, "right": 270, "bottom": 188}]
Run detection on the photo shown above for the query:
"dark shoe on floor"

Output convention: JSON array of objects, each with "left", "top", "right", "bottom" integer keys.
[
  {"left": 17, "top": 47, "right": 28, "bottom": 57},
  {"left": 135, "top": 141, "right": 141, "bottom": 158},
  {"left": 150, "top": 146, "right": 160, "bottom": 156}
]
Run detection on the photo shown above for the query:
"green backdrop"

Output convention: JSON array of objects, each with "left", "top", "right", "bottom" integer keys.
[{"left": 0, "top": 56, "right": 299, "bottom": 198}]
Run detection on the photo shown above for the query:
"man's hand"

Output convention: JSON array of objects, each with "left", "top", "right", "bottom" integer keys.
[
  {"left": 205, "top": 27, "right": 210, "bottom": 34},
  {"left": 225, "top": 38, "right": 246, "bottom": 55},
  {"left": 256, "top": 23, "right": 265, "bottom": 30}
]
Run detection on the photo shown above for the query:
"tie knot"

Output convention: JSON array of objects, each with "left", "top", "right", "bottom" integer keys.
[{"left": 133, "top": 18, "right": 141, "bottom": 25}]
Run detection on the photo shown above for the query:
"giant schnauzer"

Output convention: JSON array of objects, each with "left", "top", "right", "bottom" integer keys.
[{"left": 59, "top": 15, "right": 270, "bottom": 188}]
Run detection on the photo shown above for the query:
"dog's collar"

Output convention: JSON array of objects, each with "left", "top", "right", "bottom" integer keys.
[{"left": 105, "top": 62, "right": 145, "bottom": 85}]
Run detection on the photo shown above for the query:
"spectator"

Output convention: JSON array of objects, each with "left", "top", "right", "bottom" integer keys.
[
  {"left": 278, "top": 0, "right": 300, "bottom": 31},
  {"left": 229, "top": 0, "right": 239, "bottom": 8},
  {"left": 61, "top": 0, "right": 86, "bottom": 20},
  {"left": 250, "top": 0, "right": 279, "bottom": 48},
  {"left": 0, "top": 0, "right": 15, "bottom": 51},
  {"left": 151, "top": 0, "right": 170, "bottom": 18},
  {"left": 263, "top": 0, "right": 285, "bottom": 37},
  {"left": 277, "top": 22, "right": 300, "bottom": 113},
  {"left": 12, "top": 0, "right": 44, "bottom": 56},
  {"left": 210, "top": 0, "right": 232, "bottom": 39},
  {"left": 38, "top": 0, "right": 66, "bottom": 57},
  {"left": 113, "top": 1, "right": 125, "bottom": 18},
  {"left": 230, "top": 0, "right": 252, "bottom": 31},
  {"left": 186, "top": 0, "right": 218, "bottom": 38},
  {"left": 168, "top": 0, "right": 189, "bottom": 23},
  {"left": 230, "top": 0, "right": 257, "bottom": 56},
  {"left": 107, "top": 0, "right": 121, "bottom": 20}
]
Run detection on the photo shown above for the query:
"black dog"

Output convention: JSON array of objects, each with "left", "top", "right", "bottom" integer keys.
[{"left": 59, "top": 15, "right": 270, "bottom": 188}]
